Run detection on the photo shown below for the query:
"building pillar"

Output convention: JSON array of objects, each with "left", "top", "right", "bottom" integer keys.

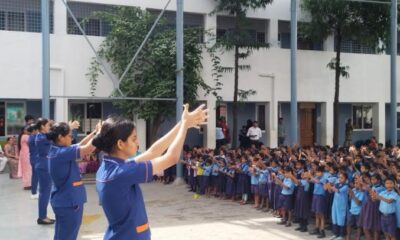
[
  {"left": 205, "top": 98, "right": 216, "bottom": 149},
  {"left": 266, "top": 101, "right": 278, "bottom": 148},
  {"left": 321, "top": 101, "right": 333, "bottom": 146},
  {"left": 53, "top": 0, "right": 67, "bottom": 35},
  {"left": 373, "top": 102, "right": 386, "bottom": 146},
  {"left": 324, "top": 35, "right": 335, "bottom": 52},
  {"left": 269, "top": 19, "right": 279, "bottom": 48}
]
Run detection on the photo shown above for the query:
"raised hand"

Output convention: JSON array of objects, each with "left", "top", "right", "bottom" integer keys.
[
  {"left": 69, "top": 120, "right": 80, "bottom": 130},
  {"left": 181, "top": 104, "right": 208, "bottom": 129},
  {"left": 95, "top": 120, "right": 103, "bottom": 133}
]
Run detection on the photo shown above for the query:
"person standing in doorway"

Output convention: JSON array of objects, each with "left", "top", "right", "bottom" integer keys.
[
  {"left": 247, "top": 121, "right": 262, "bottom": 148},
  {"left": 4, "top": 136, "right": 19, "bottom": 179},
  {"left": 344, "top": 119, "right": 353, "bottom": 147},
  {"left": 278, "top": 118, "right": 286, "bottom": 146}
]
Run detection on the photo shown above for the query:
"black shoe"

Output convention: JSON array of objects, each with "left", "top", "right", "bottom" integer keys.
[
  {"left": 295, "top": 225, "right": 303, "bottom": 231},
  {"left": 300, "top": 226, "right": 308, "bottom": 232},
  {"left": 309, "top": 228, "right": 320, "bottom": 235},
  {"left": 317, "top": 230, "right": 326, "bottom": 238},
  {"left": 37, "top": 218, "right": 55, "bottom": 225}
]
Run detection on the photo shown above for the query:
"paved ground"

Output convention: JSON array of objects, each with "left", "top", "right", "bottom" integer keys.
[{"left": 0, "top": 173, "right": 325, "bottom": 240}]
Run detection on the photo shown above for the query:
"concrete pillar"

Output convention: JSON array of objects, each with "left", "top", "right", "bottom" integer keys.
[
  {"left": 135, "top": 116, "right": 147, "bottom": 150},
  {"left": 53, "top": 0, "right": 67, "bottom": 35},
  {"left": 321, "top": 101, "right": 333, "bottom": 146},
  {"left": 269, "top": 19, "right": 279, "bottom": 48},
  {"left": 373, "top": 102, "right": 386, "bottom": 145},
  {"left": 50, "top": 68, "right": 68, "bottom": 122},
  {"left": 205, "top": 98, "right": 216, "bottom": 149},
  {"left": 324, "top": 35, "right": 335, "bottom": 52},
  {"left": 266, "top": 101, "right": 278, "bottom": 148},
  {"left": 204, "top": 13, "right": 217, "bottom": 46}
]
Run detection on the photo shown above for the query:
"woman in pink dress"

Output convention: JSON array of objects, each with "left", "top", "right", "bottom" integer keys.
[
  {"left": 18, "top": 126, "right": 32, "bottom": 190},
  {"left": 4, "top": 136, "right": 19, "bottom": 179}
]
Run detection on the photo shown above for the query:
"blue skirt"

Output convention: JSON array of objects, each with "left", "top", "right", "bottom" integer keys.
[
  {"left": 226, "top": 177, "right": 235, "bottom": 195},
  {"left": 279, "top": 194, "right": 294, "bottom": 210},
  {"left": 259, "top": 183, "right": 268, "bottom": 197},
  {"left": 251, "top": 184, "right": 259, "bottom": 194},
  {"left": 312, "top": 194, "right": 326, "bottom": 215},
  {"left": 294, "top": 186, "right": 311, "bottom": 219}
]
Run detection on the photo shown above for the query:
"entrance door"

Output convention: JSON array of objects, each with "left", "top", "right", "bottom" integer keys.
[{"left": 300, "top": 103, "right": 316, "bottom": 147}]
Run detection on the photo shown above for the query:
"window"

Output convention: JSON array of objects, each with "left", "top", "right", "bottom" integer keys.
[
  {"left": 336, "top": 37, "right": 375, "bottom": 54},
  {"left": 69, "top": 102, "right": 103, "bottom": 134},
  {"left": 256, "top": 104, "right": 266, "bottom": 131},
  {"left": 352, "top": 105, "right": 373, "bottom": 129},
  {"left": 6, "top": 102, "right": 25, "bottom": 135},
  {"left": 26, "top": 11, "right": 41, "bottom": 32},
  {"left": 0, "top": 12, "right": 5, "bottom": 30},
  {"left": 0, "top": 102, "right": 5, "bottom": 136},
  {"left": 8, "top": 12, "right": 25, "bottom": 31}
]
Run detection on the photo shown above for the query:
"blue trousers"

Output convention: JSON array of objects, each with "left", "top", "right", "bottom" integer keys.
[
  {"left": 30, "top": 162, "right": 39, "bottom": 195},
  {"left": 37, "top": 169, "right": 51, "bottom": 219},
  {"left": 53, "top": 204, "right": 84, "bottom": 240}
]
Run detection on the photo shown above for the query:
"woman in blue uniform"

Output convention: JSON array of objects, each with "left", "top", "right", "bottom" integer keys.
[
  {"left": 35, "top": 118, "right": 55, "bottom": 225},
  {"left": 46, "top": 121, "right": 100, "bottom": 240},
  {"left": 28, "top": 123, "right": 39, "bottom": 199},
  {"left": 95, "top": 104, "right": 207, "bottom": 240}
]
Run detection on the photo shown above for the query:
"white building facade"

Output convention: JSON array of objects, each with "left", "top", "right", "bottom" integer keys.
[{"left": 0, "top": 0, "right": 398, "bottom": 149}]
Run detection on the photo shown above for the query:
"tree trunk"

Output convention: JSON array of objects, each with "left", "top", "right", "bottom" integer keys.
[
  {"left": 149, "top": 113, "right": 163, "bottom": 146},
  {"left": 333, "top": 29, "right": 342, "bottom": 146}
]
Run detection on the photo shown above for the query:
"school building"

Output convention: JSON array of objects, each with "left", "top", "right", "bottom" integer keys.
[{"left": 0, "top": 0, "right": 398, "bottom": 149}]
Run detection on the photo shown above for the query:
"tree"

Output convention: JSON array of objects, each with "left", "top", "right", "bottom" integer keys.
[
  {"left": 88, "top": 6, "right": 216, "bottom": 144},
  {"left": 211, "top": 0, "right": 273, "bottom": 148},
  {"left": 301, "top": 0, "right": 391, "bottom": 146}
]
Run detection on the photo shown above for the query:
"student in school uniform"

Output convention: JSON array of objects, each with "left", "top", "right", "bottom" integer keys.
[
  {"left": 35, "top": 118, "right": 55, "bottom": 225},
  {"left": 292, "top": 160, "right": 311, "bottom": 233},
  {"left": 346, "top": 177, "right": 364, "bottom": 240},
  {"left": 95, "top": 104, "right": 207, "bottom": 240},
  {"left": 236, "top": 157, "right": 250, "bottom": 205},
  {"left": 28, "top": 123, "right": 39, "bottom": 199},
  {"left": 217, "top": 160, "right": 227, "bottom": 199},
  {"left": 308, "top": 166, "right": 328, "bottom": 238},
  {"left": 358, "top": 173, "right": 385, "bottom": 240},
  {"left": 372, "top": 177, "right": 399, "bottom": 240},
  {"left": 258, "top": 162, "right": 270, "bottom": 211},
  {"left": 225, "top": 162, "right": 236, "bottom": 201},
  {"left": 250, "top": 157, "right": 260, "bottom": 208},
  {"left": 276, "top": 166, "right": 296, "bottom": 227},
  {"left": 202, "top": 159, "right": 212, "bottom": 197},
  {"left": 211, "top": 159, "right": 220, "bottom": 196},
  {"left": 328, "top": 172, "right": 349, "bottom": 240},
  {"left": 46, "top": 121, "right": 100, "bottom": 240}
]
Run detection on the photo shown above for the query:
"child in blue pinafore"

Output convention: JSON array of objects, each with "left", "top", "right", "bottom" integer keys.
[
  {"left": 293, "top": 160, "right": 310, "bottom": 233},
  {"left": 225, "top": 162, "right": 236, "bottom": 200},
  {"left": 329, "top": 172, "right": 349, "bottom": 239},
  {"left": 258, "top": 162, "right": 270, "bottom": 211},
  {"left": 250, "top": 157, "right": 260, "bottom": 208}
]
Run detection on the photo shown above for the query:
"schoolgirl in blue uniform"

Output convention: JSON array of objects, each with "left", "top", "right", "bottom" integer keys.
[
  {"left": 35, "top": 118, "right": 55, "bottom": 225},
  {"left": 217, "top": 160, "right": 227, "bottom": 199},
  {"left": 358, "top": 173, "right": 385, "bottom": 240},
  {"left": 309, "top": 166, "right": 328, "bottom": 238},
  {"left": 276, "top": 166, "right": 295, "bottom": 227},
  {"left": 225, "top": 162, "right": 236, "bottom": 200},
  {"left": 46, "top": 121, "right": 100, "bottom": 240},
  {"left": 95, "top": 104, "right": 207, "bottom": 240},
  {"left": 258, "top": 162, "right": 270, "bottom": 211},
  {"left": 28, "top": 123, "right": 39, "bottom": 199},
  {"left": 328, "top": 172, "right": 349, "bottom": 240},
  {"left": 346, "top": 177, "right": 364, "bottom": 240},
  {"left": 202, "top": 159, "right": 212, "bottom": 197},
  {"left": 373, "top": 177, "right": 399, "bottom": 240},
  {"left": 250, "top": 158, "right": 260, "bottom": 208},
  {"left": 236, "top": 157, "right": 250, "bottom": 205},
  {"left": 293, "top": 160, "right": 310, "bottom": 232},
  {"left": 211, "top": 159, "right": 220, "bottom": 196}
]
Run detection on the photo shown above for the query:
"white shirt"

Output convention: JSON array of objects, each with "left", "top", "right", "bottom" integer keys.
[
  {"left": 216, "top": 127, "right": 225, "bottom": 140},
  {"left": 247, "top": 126, "right": 262, "bottom": 141}
]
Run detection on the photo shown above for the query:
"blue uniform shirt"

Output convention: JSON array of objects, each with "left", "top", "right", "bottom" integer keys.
[
  {"left": 28, "top": 134, "right": 38, "bottom": 165},
  {"left": 258, "top": 170, "right": 269, "bottom": 184},
  {"left": 281, "top": 177, "right": 295, "bottom": 195},
  {"left": 378, "top": 189, "right": 399, "bottom": 215},
  {"left": 313, "top": 176, "right": 327, "bottom": 196},
  {"left": 300, "top": 179, "right": 310, "bottom": 192},
  {"left": 241, "top": 164, "right": 249, "bottom": 175},
  {"left": 35, "top": 133, "right": 51, "bottom": 170},
  {"left": 96, "top": 156, "right": 153, "bottom": 240},
  {"left": 203, "top": 165, "right": 212, "bottom": 176},
  {"left": 211, "top": 163, "right": 219, "bottom": 176},
  {"left": 349, "top": 188, "right": 364, "bottom": 215},
  {"left": 48, "top": 144, "right": 86, "bottom": 207},
  {"left": 251, "top": 171, "right": 259, "bottom": 185}
]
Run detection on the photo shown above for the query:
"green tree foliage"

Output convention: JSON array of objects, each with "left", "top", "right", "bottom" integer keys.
[{"left": 212, "top": 0, "right": 273, "bottom": 147}]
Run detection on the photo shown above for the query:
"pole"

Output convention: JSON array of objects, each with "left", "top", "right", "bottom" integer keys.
[
  {"left": 175, "top": 0, "right": 184, "bottom": 183},
  {"left": 390, "top": 0, "right": 398, "bottom": 146},
  {"left": 41, "top": 0, "right": 50, "bottom": 118},
  {"left": 290, "top": 0, "right": 298, "bottom": 145}
]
